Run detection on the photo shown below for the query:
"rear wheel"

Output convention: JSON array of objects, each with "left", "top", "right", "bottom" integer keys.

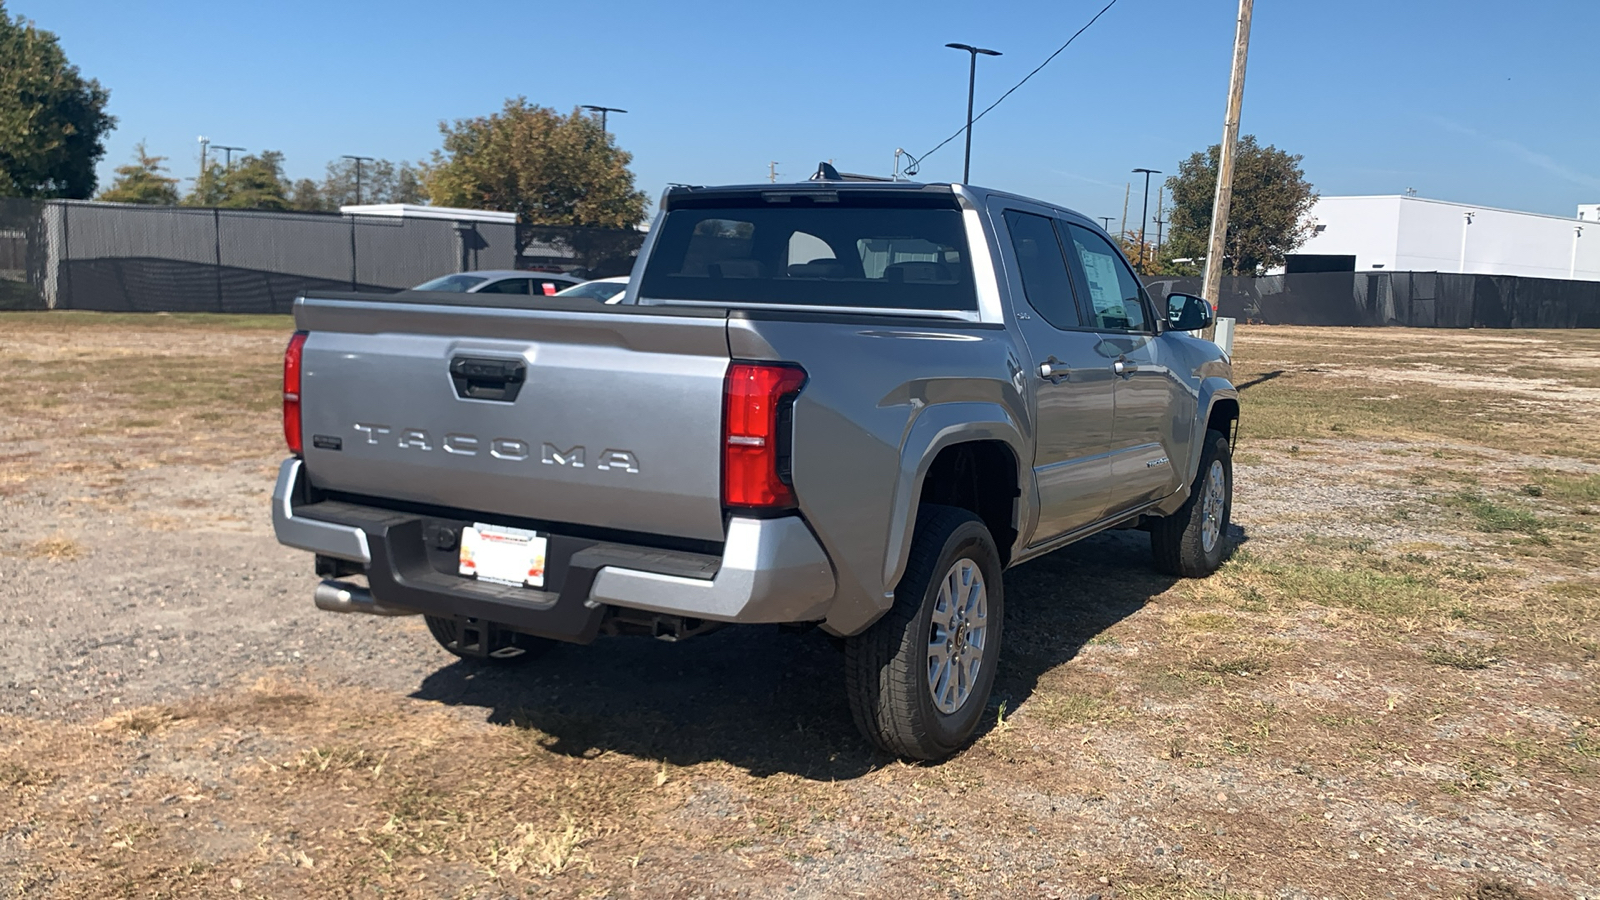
[
  {"left": 424, "top": 615, "right": 552, "bottom": 665},
  {"left": 845, "top": 505, "right": 1004, "bottom": 761},
  {"left": 1150, "top": 429, "right": 1233, "bottom": 577}
]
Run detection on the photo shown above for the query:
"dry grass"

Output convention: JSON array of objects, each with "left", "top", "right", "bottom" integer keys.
[{"left": 2, "top": 316, "right": 1599, "bottom": 898}]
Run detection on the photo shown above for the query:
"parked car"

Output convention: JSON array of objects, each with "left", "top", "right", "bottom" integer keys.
[
  {"left": 411, "top": 270, "right": 583, "bottom": 296},
  {"left": 553, "top": 276, "right": 629, "bottom": 304},
  {"left": 273, "top": 177, "right": 1238, "bottom": 760}
]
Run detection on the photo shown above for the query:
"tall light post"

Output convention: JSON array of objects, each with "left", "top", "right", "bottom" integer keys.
[
  {"left": 1132, "top": 167, "right": 1161, "bottom": 273},
  {"left": 945, "top": 43, "right": 1001, "bottom": 184},
  {"left": 1098, "top": 216, "right": 1115, "bottom": 232},
  {"left": 581, "top": 105, "right": 627, "bottom": 133},
  {"left": 341, "top": 155, "right": 375, "bottom": 205},
  {"left": 212, "top": 145, "right": 244, "bottom": 170}
]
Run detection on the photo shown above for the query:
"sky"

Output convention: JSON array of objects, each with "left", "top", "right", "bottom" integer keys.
[{"left": 28, "top": 0, "right": 1600, "bottom": 222}]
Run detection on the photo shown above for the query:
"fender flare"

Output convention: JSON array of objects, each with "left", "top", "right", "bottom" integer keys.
[
  {"left": 1187, "top": 378, "right": 1240, "bottom": 485},
  {"left": 880, "top": 402, "right": 1029, "bottom": 593}
]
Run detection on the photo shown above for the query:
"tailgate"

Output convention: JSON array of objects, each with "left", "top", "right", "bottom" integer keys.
[{"left": 294, "top": 296, "right": 730, "bottom": 543}]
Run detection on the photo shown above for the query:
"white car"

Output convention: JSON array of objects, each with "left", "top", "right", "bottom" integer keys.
[
  {"left": 412, "top": 270, "right": 584, "bottom": 296},
  {"left": 552, "top": 276, "right": 629, "bottom": 304}
]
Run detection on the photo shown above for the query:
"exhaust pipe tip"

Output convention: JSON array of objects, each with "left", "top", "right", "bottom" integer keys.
[{"left": 314, "top": 580, "right": 417, "bottom": 617}]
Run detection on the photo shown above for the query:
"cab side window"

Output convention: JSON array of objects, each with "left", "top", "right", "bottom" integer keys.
[
  {"left": 1003, "top": 210, "right": 1082, "bottom": 330},
  {"left": 1064, "top": 224, "right": 1150, "bottom": 332}
]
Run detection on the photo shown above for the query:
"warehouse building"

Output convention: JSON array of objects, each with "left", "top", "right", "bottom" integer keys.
[{"left": 1286, "top": 195, "right": 1599, "bottom": 281}]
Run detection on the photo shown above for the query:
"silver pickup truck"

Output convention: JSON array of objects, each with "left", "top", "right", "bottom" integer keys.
[{"left": 272, "top": 178, "right": 1238, "bottom": 760}]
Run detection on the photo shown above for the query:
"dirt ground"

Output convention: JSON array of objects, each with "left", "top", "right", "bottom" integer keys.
[{"left": 1, "top": 314, "right": 1597, "bottom": 900}]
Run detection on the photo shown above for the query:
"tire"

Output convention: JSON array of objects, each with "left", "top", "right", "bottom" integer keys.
[
  {"left": 1150, "top": 428, "right": 1233, "bottom": 577},
  {"left": 845, "top": 505, "right": 1004, "bottom": 761},
  {"left": 423, "top": 615, "right": 552, "bottom": 666}
]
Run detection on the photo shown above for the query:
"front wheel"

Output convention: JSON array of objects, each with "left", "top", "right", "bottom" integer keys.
[
  {"left": 845, "top": 505, "right": 1004, "bottom": 761},
  {"left": 1150, "top": 428, "right": 1233, "bottom": 577}
]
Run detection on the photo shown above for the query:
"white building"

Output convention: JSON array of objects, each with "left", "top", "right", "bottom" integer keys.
[{"left": 1288, "top": 195, "right": 1599, "bottom": 282}]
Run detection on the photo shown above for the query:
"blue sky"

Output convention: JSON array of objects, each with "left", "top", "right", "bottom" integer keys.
[{"left": 29, "top": 0, "right": 1600, "bottom": 220}]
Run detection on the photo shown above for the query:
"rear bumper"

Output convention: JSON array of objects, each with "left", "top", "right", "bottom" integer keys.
[{"left": 270, "top": 459, "right": 836, "bottom": 642}]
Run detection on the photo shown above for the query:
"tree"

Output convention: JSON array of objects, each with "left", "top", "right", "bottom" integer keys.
[
  {"left": 321, "top": 158, "right": 426, "bottom": 207},
  {"left": 215, "top": 151, "right": 291, "bottom": 210},
  {"left": 96, "top": 142, "right": 179, "bottom": 205},
  {"left": 289, "top": 178, "right": 326, "bottom": 212},
  {"left": 0, "top": 3, "right": 115, "bottom": 198},
  {"left": 182, "top": 151, "right": 291, "bottom": 210},
  {"left": 1162, "top": 136, "right": 1317, "bottom": 276},
  {"left": 424, "top": 98, "right": 648, "bottom": 251}
]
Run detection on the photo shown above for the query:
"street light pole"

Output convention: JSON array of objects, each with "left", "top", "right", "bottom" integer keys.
[
  {"left": 581, "top": 105, "right": 627, "bottom": 133},
  {"left": 212, "top": 145, "right": 244, "bottom": 170},
  {"left": 1098, "top": 216, "right": 1115, "bottom": 232},
  {"left": 945, "top": 43, "right": 1001, "bottom": 184},
  {"left": 1132, "top": 168, "right": 1161, "bottom": 273},
  {"left": 341, "top": 155, "right": 375, "bottom": 206}
]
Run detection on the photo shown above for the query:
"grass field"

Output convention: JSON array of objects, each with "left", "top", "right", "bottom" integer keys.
[{"left": 1, "top": 314, "right": 1597, "bottom": 899}]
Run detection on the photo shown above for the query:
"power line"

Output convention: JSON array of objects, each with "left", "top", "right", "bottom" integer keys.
[{"left": 910, "top": 0, "right": 1122, "bottom": 173}]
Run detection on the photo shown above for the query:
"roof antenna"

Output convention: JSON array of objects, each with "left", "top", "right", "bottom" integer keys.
[{"left": 811, "top": 161, "right": 842, "bottom": 182}]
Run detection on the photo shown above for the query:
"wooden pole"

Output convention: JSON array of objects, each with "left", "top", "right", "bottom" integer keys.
[
  {"left": 1119, "top": 182, "right": 1130, "bottom": 243},
  {"left": 1201, "top": 0, "right": 1253, "bottom": 302}
]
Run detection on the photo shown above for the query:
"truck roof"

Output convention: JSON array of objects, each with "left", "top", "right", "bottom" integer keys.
[{"left": 660, "top": 180, "right": 1104, "bottom": 235}]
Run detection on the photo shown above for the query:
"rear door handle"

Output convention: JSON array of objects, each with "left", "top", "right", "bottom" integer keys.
[
  {"left": 1038, "top": 356, "right": 1065, "bottom": 385},
  {"left": 1113, "top": 359, "right": 1137, "bottom": 377}
]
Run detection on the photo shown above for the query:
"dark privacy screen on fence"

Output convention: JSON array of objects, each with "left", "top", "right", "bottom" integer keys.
[
  {"left": 1141, "top": 271, "right": 1600, "bottom": 329},
  {"left": 3, "top": 197, "right": 1596, "bottom": 322}
]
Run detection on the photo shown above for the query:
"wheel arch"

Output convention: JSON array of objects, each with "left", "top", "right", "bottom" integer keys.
[{"left": 881, "top": 403, "right": 1028, "bottom": 595}]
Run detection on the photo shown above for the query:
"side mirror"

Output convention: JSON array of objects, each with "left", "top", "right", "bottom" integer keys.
[{"left": 1166, "top": 292, "right": 1214, "bottom": 332}]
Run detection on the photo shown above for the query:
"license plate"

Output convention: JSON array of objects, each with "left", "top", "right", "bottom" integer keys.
[{"left": 458, "top": 523, "right": 547, "bottom": 588}]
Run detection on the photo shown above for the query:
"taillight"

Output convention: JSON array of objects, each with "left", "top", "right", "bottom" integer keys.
[
  {"left": 283, "top": 330, "right": 308, "bottom": 456},
  {"left": 723, "top": 363, "right": 807, "bottom": 509}
]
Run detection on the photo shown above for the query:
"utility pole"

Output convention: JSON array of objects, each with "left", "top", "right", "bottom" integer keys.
[
  {"left": 1201, "top": 0, "right": 1253, "bottom": 302},
  {"left": 945, "top": 43, "right": 1002, "bottom": 184},
  {"left": 769, "top": 161, "right": 780, "bottom": 184},
  {"left": 197, "top": 136, "right": 210, "bottom": 196},
  {"left": 212, "top": 145, "right": 245, "bottom": 170},
  {"left": 341, "top": 155, "right": 375, "bottom": 206},
  {"left": 581, "top": 105, "right": 627, "bottom": 133},
  {"left": 1132, "top": 168, "right": 1160, "bottom": 273},
  {"left": 1120, "top": 183, "right": 1130, "bottom": 241}
]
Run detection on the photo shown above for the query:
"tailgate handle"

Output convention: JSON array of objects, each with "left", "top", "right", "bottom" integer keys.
[{"left": 449, "top": 356, "right": 526, "bottom": 402}]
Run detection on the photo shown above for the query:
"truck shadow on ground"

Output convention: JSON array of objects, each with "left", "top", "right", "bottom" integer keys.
[{"left": 412, "top": 526, "right": 1245, "bottom": 780}]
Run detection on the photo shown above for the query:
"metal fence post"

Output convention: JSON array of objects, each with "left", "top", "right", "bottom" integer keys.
[{"left": 212, "top": 208, "right": 224, "bottom": 312}]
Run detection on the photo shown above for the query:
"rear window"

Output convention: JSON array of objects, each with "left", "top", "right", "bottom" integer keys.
[{"left": 639, "top": 201, "right": 976, "bottom": 312}]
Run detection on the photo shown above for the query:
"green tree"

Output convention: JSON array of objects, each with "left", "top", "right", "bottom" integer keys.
[
  {"left": 215, "top": 151, "right": 290, "bottom": 210},
  {"left": 1162, "top": 136, "right": 1318, "bottom": 276},
  {"left": 424, "top": 99, "right": 648, "bottom": 251},
  {"left": 289, "top": 178, "right": 326, "bottom": 212},
  {"left": 96, "top": 141, "right": 179, "bottom": 205},
  {"left": 321, "top": 158, "right": 426, "bottom": 207},
  {"left": 0, "top": 3, "right": 115, "bottom": 198},
  {"left": 181, "top": 160, "right": 226, "bottom": 207},
  {"left": 184, "top": 151, "right": 292, "bottom": 210}
]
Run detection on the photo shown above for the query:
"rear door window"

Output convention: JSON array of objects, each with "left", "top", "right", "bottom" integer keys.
[
  {"left": 640, "top": 199, "right": 976, "bottom": 312},
  {"left": 1003, "top": 210, "right": 1083, "bottom": 330}
]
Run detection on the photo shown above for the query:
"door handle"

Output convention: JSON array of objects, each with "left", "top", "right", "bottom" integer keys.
[
  {"left": 1038, "top": 356, "right": 1065, "bottom": 385},
  {"left": 1113, "top": 359, "right": 1138, "bottom": 377}
]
